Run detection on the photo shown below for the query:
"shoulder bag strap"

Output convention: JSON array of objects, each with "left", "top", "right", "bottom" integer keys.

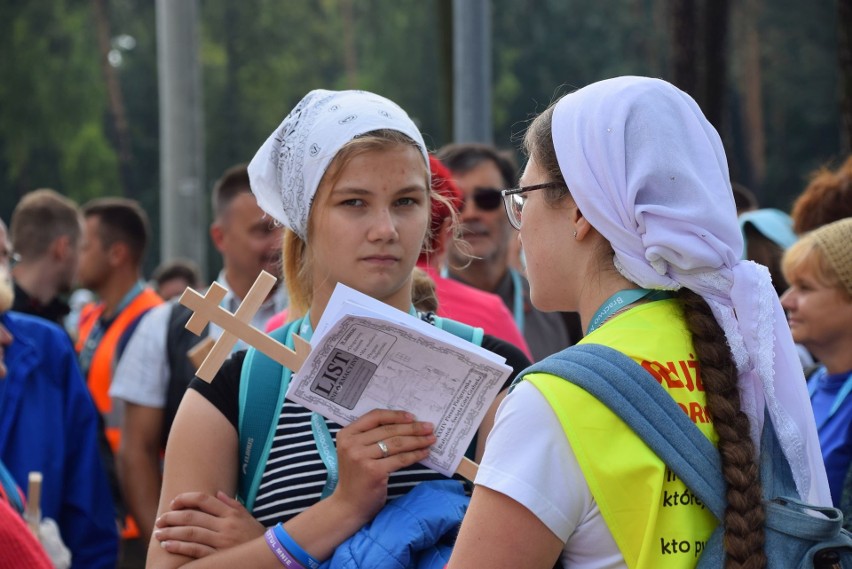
[{"left": 237, "top": 321, "right": 297, "bottom": 510}]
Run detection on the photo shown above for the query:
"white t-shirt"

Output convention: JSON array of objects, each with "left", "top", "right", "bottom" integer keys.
[
  {"left": 110, "top": 272, "right": 288, "bottom": 407},
  {"left": 476, "top": 381, "right": 626, "bottom": 569},
  {"left": 109, "top": 301, "right": 172, "bottom": 407}
]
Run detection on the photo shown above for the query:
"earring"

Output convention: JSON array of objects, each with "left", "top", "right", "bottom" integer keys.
[{"left": 573, "top": 230, "right": 578, "bottom": 239}]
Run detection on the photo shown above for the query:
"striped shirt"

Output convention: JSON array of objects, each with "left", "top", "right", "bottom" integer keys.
[
  {"left": 252, "top": 401, "right": 445, "bottom": 525},
  {"left": 190, "top": 332, "right": 529, "bottom": 526}
]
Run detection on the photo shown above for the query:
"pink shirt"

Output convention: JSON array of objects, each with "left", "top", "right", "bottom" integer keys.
[
  {"left": 265, "top": 310, "right": 288, "bottom": 333},
  {"left": 418, "top": 265, "right": 532, "bottom": 360}
]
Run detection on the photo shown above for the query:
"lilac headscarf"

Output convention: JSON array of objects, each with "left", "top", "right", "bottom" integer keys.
[{"left": 551, "top": 76, "right": 830, "bottom": 505}]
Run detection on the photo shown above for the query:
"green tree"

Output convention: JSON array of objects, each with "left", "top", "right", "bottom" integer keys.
[
  {"left": 0, "top": 0, "right": 843, "bottom": 267},
  {"left": 0, "top": 0, "right": 119, "bottom": 218}
]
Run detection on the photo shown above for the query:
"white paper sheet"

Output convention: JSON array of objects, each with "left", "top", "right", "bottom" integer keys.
[{"left": 288, "top": 284, "right": 511, "bottom": 476}]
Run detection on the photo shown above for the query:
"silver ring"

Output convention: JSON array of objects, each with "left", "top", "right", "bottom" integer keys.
[{"left": 376, "top": 440, "right": 389, "bottom": 459}]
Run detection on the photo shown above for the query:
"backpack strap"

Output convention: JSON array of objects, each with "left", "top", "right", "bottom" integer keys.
[
  {"left": 238, "top": 314, "right": 485, "bottom": 508},
  {"left": 237, "top": 321, "right": 299, "bottom": 510},
  {"left": 163, "top": 303, "right": 208, "bottom": 448},
  {"left": 524, "top": 344, "right": 852, "bottom": 569},
  {"left": 429, "top": 315, "right": 484, "bottom": 347},
  {"left": 519, "top": 343, "right": 727, "bottom": 519}
]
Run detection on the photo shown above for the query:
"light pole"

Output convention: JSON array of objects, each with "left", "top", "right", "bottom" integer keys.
[
  {"left": 452, "top": 0, "right": 492, "bottom": 144},
  {"left": 156, "top": 0, "right": 206, "bottom": 277}
]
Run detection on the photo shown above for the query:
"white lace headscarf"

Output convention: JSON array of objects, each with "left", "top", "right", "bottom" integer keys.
[
  {"left": 248, "top": 89, "right": 429, "bottom": 240},
  {"left": 551, "top": 76, "right": 830, "bottom": 506}
]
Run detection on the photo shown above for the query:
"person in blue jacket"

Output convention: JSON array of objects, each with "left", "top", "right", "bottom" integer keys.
[{"left": 0, "top": 217, "right": 118, "bottom": 568}]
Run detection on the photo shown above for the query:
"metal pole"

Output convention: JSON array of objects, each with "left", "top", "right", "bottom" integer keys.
[
  {"left": 452, "top": 0, "right": 492, "bottom": 144},
  {"left": 156, "top": 0, "right": 206, "bottom": 277}
]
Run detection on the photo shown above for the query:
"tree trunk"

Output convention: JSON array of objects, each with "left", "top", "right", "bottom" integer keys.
[
  {"left": 702, "top": 0, "right": 729, "bottom": 130},
  {"left": 742, "top": 0, "right": 766, "bottom": 189},
  {"left": 91, "top": 0, "right": 133, "bottom": 197},
  {"left": 438, "top": 0, "right": 453, "bottom": 142},
  {"left": 629, "top": 0, "right": 647, "bottom": 73},
  {"left": 839, "top": 0, "right": 852, "bottom": 153},
  {"left": 669, "top": 0, "right": 698, "bottom": 98},
  {"left": 222, "top": 2, "right": 240, "bottom": 166},
  {"left": 341, "top": 0, "right": 358, "bottom": 89}
]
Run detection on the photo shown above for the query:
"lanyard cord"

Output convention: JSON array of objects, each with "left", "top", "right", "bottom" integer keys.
[
  {"left": 79, "top": 280, "right": 146, "bottom": 375},
  {"left": 305, "top": 305, "right": 419, "bottom": 499},
  {"left": 509, "top": 269, "right": 525, "bottom": 333},
  {"left": 283, "top": 315, "right": 340, "bottom": 500},
  {"left": 440, "top": 265, "right": 525, "bottom": 332},
  {"left": 586, "top": 289, "right": 675, "bottom": 336}
]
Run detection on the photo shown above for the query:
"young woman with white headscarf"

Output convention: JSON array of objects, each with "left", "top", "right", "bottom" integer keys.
[
  {"left": 447, "top": 76, "right": 830, "bottom": 569},
  {"left": 146, "top": 90, "right": 529, "bottom": 568}
]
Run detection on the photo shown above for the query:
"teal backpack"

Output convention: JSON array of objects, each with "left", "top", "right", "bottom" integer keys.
[
  {"left": 518, "top": 343, "right": 852, "bottom": 568},
  {"left": 237, "top": 314, "right": 483, "bottom": 512}
]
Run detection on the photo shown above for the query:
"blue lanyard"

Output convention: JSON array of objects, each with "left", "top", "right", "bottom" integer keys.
[
  {"left": 79, "top": 280, "right": 146, "bottom": 375},
  {"left": 509, "top": 269, "right": 525, "bottom": 333},
  {"left": 311, "top": 412, "right": 338, "bottom": 500},
  {"left": 305, "top": 304, "right": 419, "bottom": 499},
  {"left": 112, "top": 280, "right": 146, "bottom": 317},
  {"left": 586, "top": 288, "right": 674, "bottom": 335},
  {"left": 287, "top": 314, "right": 340, "bottom": 499},
  {"left": 440, "top": 266, "right": 525, "bottom": 332},
  {"left": 808, "top": 368, "right": 852, "bottom": 430},
  {"left": 0, "top": 460, "right": 23, "bottom": 515}
]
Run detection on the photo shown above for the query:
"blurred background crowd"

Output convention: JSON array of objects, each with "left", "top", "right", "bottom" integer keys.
[{"left": 0, "top": 1, "right": 850, "bottom": 567}]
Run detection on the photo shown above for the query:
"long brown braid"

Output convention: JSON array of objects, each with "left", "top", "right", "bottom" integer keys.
[
  {"left": 677, "top": 288, "right": 766, "bottom": 569},
  {"left": 525, "top": 103, "right": 766, "bottom": 568}
]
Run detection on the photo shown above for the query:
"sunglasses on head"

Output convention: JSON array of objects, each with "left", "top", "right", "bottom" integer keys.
[{"left": 462, "top": 187, "right": 504, "bottom": 212}]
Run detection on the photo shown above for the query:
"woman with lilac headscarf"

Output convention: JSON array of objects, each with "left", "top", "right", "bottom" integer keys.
[{"left": 447, "top": 77, "right": 830, "bottom": 569}]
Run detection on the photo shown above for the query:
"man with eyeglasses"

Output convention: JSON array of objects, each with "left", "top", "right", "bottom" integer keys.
[{"left": 438, "top": 143, "right": 580, "bottom": 361}]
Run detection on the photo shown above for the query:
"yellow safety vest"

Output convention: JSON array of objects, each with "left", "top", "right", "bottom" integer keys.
[{"left": 525, "top": 299, "right": 718, "bottom": 569}]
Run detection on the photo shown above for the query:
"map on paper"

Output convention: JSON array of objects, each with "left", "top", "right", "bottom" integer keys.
[{"left": 286, "top": 284, "right": 511, "bottom": 476}]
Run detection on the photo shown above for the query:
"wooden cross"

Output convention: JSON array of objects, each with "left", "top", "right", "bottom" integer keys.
[
  {"left": 178, "top": 270, "right": 479, "bottom": 481},
  {"left": 25, "top": 471, "right": 41, "bottom": 535},
  {"left": 178, "top": 270, "right": 311, "bottom": 382}
]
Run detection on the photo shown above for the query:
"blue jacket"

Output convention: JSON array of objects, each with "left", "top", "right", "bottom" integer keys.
[
  {"left": 808, "top": 366, "right": 852, "bottom": 506},
  {"left": 322, "top": 480, "right": 469, "bottom": 569},
  {"left": 0, "top": 311, "right": 118, "bottom": 568}
]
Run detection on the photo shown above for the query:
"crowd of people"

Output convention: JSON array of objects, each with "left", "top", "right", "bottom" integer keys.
[{"left": 0, "top": 77, "right": 849, "bottom": 568}]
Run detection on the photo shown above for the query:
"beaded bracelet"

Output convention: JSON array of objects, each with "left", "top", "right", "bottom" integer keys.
[
  {"left": 272, "top": 523, "right": 321, "bottom": 569},
  {"left": 264, "top": 527, "right": 306, "bottom": 568}
]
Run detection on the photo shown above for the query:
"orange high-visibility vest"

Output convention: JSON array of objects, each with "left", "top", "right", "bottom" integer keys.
[
  {"left": 76, "top": 288, "right": 162, "bottom": 451},
  {"left": 75, "top": 287, "right": 162, "bottom": 540}
]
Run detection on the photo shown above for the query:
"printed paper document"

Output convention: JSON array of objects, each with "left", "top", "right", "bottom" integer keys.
[{"left": 286, "top": 284, "right": 511, "bottom": 476}]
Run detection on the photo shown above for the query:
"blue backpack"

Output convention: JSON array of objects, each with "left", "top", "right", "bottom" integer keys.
[
  {"left": 519, "top": 343, "right": 852, "bottom": 569},
  {"left": 237, "top": 315, "right": 484, "bottom": 511}
]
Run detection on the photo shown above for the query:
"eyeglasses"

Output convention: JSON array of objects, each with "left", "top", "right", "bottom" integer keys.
[
  {"left": 461, "top": 187, "right": 503, "bottom": 212},
  {"left": 501, "top": 182, "right": 567, "bottom": 230}
]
